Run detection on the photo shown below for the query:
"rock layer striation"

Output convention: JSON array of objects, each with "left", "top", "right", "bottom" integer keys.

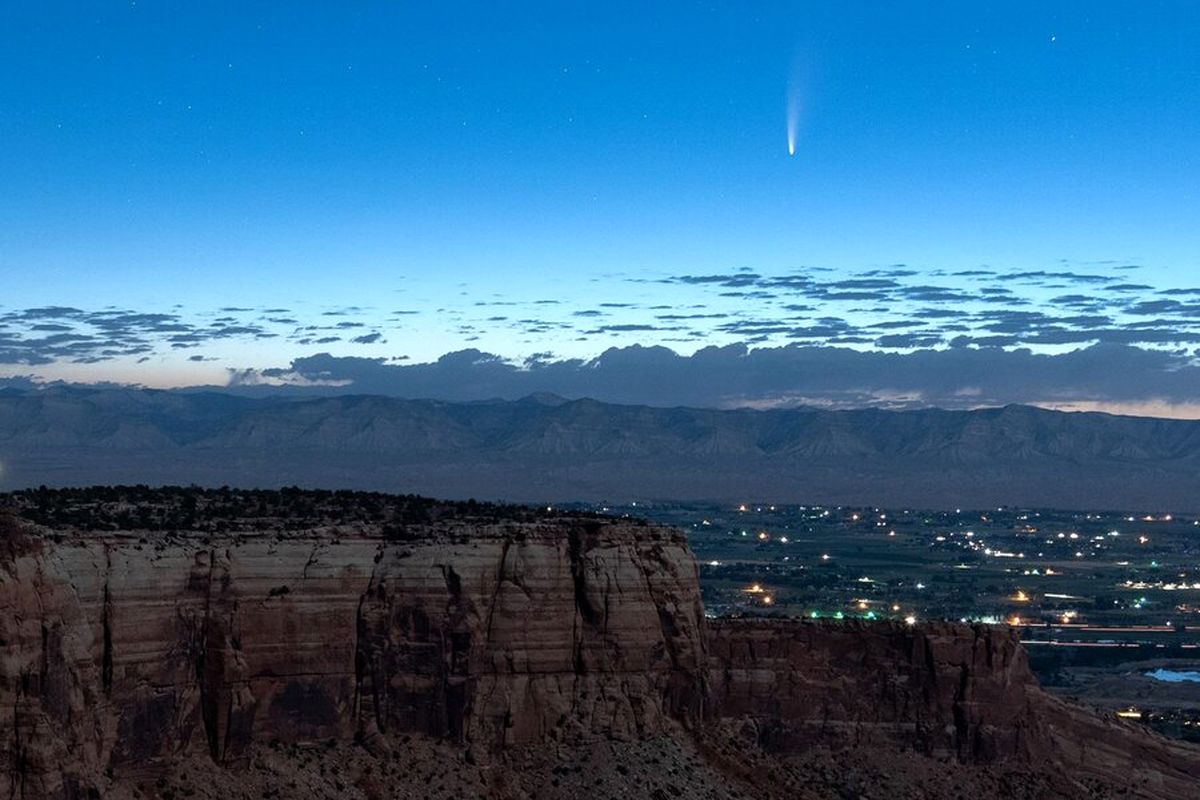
[
  {"left": 1, "top": 516, "right": 706, "bottom": 797},
  {"left": 708, "top": 619, "right": 1200, "bottom": 797},
  {"left": 2, "top": 495, "right": 1199, "bottom": 799}
]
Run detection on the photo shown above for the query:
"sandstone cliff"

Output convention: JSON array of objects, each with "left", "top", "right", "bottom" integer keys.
[
  {"left": 0, "top": 507, "right": 706, "bottom": 797},
  {"left": 707, "top": 619, "right": 1200, "bottom": 798},
  {"left": 2, "top": 490, "right": 1199, "bottom": 800}
]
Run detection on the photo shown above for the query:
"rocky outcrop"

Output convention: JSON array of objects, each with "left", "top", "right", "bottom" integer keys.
[
  {"left": 0, "top": 517, "right": 706, "bottom": 798},
  {"left": 3, "top": 493, "right": 1200, "bottom": 799},
  {"left": 707, "top": 618, "right": 1200, "bottom": 797},
  {"left": 707, "top": 619, "right": 1041, "bottom": 760}
]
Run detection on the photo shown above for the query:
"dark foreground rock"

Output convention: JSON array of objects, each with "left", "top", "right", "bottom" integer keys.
[
  {"left": 707, "top": 619, "right": 1200, "bottom": 798},
  {"left": 1, "top": 488, "right": 1197, "bottom": 799}
]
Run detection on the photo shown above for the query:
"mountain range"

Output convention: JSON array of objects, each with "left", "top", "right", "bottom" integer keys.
[{"left": 1, "top": 386, "right": 1197, "bottom": 510}]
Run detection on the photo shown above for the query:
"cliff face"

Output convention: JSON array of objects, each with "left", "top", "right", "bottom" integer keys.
[
  {"left": 0, "top": 519, "right": 707, "bottom": 798},
  {"left": 4, "top": 500, "right": 1200, "bottom": 800},
  {"left": 707, "top": 619, "right": 1041, "bottom": 761},
  {"left": 707, "top": 619, "right": 1200, "bottom": 797}
]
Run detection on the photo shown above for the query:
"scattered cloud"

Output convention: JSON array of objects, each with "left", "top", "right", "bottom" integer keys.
[
  {"left": 351, "top": 332, "right": 385, "bottom": 345},
  {"left": 6, "top": 262, "right": 1200, "bottom": 420}
]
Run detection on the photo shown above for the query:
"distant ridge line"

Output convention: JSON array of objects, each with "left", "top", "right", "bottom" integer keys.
[{"left": 0, "top": 387, "right": 1197, "bottom": 511}]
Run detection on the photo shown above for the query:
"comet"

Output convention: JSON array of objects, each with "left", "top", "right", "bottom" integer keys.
[
  {"left": 786, "top": 87, "right": 800, "bottom": 156},
  {"left": 785, "top": 58, "right": 804, "bottom": 156}
]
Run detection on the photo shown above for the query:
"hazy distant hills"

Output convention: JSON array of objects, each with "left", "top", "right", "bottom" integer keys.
[{"left": 1, "top": 386, "right": 1198, "bottom": 511}]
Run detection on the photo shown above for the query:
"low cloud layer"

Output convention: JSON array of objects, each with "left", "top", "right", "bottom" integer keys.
[
  {"left": 8, "top": 262, "right": 1200, "bottom": 417},
  {"left": 230, "top": 343, "right": 1200, "bottom": 418}
]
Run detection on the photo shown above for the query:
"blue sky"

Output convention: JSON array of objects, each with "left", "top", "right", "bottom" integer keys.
[{"left": 2, "top": 2, "right": 1199, "bottom": 410}]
